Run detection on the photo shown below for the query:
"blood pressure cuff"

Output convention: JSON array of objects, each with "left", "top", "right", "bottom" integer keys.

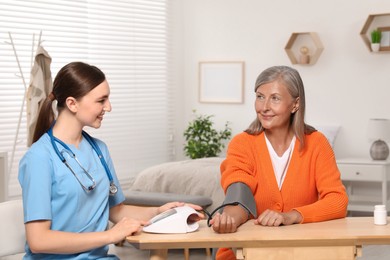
[{"left": 221, "top": 182, "right": 257, "bottom": 218}]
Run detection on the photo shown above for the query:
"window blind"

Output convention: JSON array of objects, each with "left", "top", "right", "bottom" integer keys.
[{"left": 0, "top": 0, "right": 175, "bottom": 200}]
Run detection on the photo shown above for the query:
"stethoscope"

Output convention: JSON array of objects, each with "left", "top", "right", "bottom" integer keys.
[{"left": 48, "top": 126, "right": 118, "bottom": 195}]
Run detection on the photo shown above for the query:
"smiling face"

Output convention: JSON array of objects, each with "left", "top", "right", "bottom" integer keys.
[
  {"left": 255, "top": 80, "right": 299, "bottom": 132},
  {"left": 71, "top": 80, "right": 112, "bottom": 129}
]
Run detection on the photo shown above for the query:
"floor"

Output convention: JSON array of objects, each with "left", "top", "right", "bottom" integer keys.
[{"left": 358, "top": 246, "right": 390, "bottom": 260}]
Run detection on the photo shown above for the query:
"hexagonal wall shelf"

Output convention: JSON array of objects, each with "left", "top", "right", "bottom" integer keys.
[
  {"left": 285, "top": 32, "right": 324, "bottom": 65},
  {"left": 360, "top": 13, "right": 390, "bottom": 52}
]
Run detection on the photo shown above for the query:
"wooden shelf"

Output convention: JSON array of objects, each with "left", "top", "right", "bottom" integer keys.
[
  {"left": 284, "top": 32, "right": 324, "bottom": 65},
  {"left": 360, "top": 13, "right": 390, "bottom": 52}
]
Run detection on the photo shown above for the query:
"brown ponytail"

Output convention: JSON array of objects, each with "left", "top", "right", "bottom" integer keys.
[{"left": 32, "top": 95, "right": 56, "bottom": 143}]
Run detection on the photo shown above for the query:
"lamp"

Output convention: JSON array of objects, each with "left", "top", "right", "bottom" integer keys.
[{"left": 367, "top": 118, "right": 390, "bottom": 160}]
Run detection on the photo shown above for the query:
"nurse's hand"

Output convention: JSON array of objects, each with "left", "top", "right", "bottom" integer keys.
[
  {"left": 158, "top": 202, "right": 202, "bottom": 213},
  {"left": 108, "top": 217, "right": 146, "bottom": 243},
  {"left": 157, "top": 202, "right": 205, "bottom": 220}
]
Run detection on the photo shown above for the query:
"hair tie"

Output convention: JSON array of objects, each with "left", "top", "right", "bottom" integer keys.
[{"left": 48, "top": 92, "right": 56, "bottom": 101}]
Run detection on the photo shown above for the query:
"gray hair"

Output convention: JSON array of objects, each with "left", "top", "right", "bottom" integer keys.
[{"left": 245, "top": 65, "right": 315, "bottom": 150}]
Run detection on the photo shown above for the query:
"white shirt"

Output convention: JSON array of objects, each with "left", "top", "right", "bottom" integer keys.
[{"left": 265, "top": 135, "right": 296, "bottom": 190}]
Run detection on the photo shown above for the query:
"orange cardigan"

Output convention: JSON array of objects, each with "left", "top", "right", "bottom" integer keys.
[{"left": 220, "top": 131, "right": 348, "bottom": 223}]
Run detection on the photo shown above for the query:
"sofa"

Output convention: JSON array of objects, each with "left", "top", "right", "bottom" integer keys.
[{"left": 126, "top": 157, "right": 225, "bottom": 212}]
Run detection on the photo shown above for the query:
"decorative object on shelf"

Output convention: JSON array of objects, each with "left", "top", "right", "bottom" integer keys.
[
  {"left": 371, "top": 29, "right": 382, "bottom": 52},
  {"left": 183, "top": 110, "right": 231, "bottom": 159},
  {"left": 367, "top": 118, "right": 390, "bottom": 160},
  {"left": 284, "top": 32, "right": 323, "bottom": 65},
  {"left": 360, "top": 13, "right": 390, "bottom": 52},
  {"left": 299, "top": 46, "right": 310, "bottom": 64},
  {"left": 198, "top": 61, "right": 244, "bottom": 104}
]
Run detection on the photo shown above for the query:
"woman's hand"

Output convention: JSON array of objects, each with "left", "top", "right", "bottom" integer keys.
[
  {"left": 209, "top": 205, "right": 248, "bottom": 233},
  {"left": 254, "top": 209, "right": 302, "bottom": 226},
  {"left": 108, "top": 217, "right": 147, "bottom": 244},
  {"left": 209, "top": 212, "right": 240, "bottom": 233}
]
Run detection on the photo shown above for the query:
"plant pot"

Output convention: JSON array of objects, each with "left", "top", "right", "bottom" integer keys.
[{"left": 371, "top": 43, "right": 380, "bottom": 52}]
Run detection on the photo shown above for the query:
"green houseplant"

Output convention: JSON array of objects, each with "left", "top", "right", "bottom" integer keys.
[
  {"left": 183, "top": 111, "right": 232, "bottom": 159},
  {"left": 371, "top": 29, "right": 382, "bottom": 52}
]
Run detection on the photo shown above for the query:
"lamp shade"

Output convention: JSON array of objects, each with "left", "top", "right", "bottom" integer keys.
[{"left": 367, "top": 118, "right": 390, "bottom": 142}]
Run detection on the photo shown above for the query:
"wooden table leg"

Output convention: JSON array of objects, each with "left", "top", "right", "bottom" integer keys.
[
  {"left": 235, "top": 248, "right": 244, "bottom": 260},
  {"left": 184, "top": 248, "right": 189, "bottom": 260},
  {"left": 149, "top": 249, "right": 168, "bottom": 260},
  {"left": 355, "top": 245, "right": 362, "bottom": 258}
]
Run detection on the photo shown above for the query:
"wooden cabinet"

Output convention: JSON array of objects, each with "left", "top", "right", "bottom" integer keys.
[
  {"left": 337, "top": 158, "right": 390, "bottom": 214},
  {"left": 284, "top": 32, "right": 324, "bottom": 65}
]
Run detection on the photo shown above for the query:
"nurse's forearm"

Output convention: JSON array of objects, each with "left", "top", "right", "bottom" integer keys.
[
  {"left": 26, "top": 221, "right": 112, "bottom": 254},
  {"left": 109, "top": 203, "right": 158, "bottom": 223}
]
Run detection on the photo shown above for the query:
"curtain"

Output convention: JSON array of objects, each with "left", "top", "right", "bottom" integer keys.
[{"left": 0, "top": 0, "right": 175, "bottom": 199}]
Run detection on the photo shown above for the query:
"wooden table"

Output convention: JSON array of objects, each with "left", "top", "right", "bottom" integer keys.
[{"left": 126, "top": 217, "right": 390, "bottom": 260}]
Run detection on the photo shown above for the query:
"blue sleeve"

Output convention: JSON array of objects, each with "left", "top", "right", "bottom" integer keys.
[{"left": 18, "top": 148, "right": 53, "bottom": 223}]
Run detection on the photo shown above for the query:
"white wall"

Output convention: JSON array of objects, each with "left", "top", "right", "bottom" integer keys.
[{"left": 174, "top": 0, "right": 390, "bottom": 161}]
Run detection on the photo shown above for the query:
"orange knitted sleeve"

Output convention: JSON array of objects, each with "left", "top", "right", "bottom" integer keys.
[
  {"left": 220, "top": 132, "right": 260, "bottom": 194},
  {"left": 292, "top": 132, "right": 349, "bottom": 223}
]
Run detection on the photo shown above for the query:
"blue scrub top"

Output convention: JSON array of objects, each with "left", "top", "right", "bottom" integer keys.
[{"left": 18, "top": 133, "right": 125, "bottom": 259}]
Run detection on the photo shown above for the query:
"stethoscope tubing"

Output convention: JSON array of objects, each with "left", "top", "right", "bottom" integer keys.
[
  {"left": 81, "top": 131, "right": 114, "bottom": 183},
  {"left": 47, "top": 126, "right": 116, "bottom": 194}
]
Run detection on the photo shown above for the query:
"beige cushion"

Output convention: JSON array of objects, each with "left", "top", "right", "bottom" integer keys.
[
  {"left": 123, "top": 190, "right": 212, "bottom": 207},
  {"left": 130, "top": 157, "right": 225, "bottom": 211}
]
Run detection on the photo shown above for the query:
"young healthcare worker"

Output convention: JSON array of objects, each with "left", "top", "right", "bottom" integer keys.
[
  {"left": 18, "top": 61, "right": 202, "bottom": 259},
  {"left": 209, "top": 65, "right": 348, "bottom": 260}
]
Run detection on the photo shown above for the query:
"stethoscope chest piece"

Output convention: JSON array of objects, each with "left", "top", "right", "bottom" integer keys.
[{"left": 109, "top": 182, "right": 118, "bottom": 195}]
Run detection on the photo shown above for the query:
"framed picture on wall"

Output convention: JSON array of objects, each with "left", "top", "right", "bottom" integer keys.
[{"left": 199, "top": 61, "right": 245, "bottom": 103}]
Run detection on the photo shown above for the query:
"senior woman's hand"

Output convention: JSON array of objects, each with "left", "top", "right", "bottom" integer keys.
[
  {"left": 209, "top": 205, "right": 248, "bottom": 233},
  {"left": 254, "top": 209, "right": 302, "bottom": 226}
]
